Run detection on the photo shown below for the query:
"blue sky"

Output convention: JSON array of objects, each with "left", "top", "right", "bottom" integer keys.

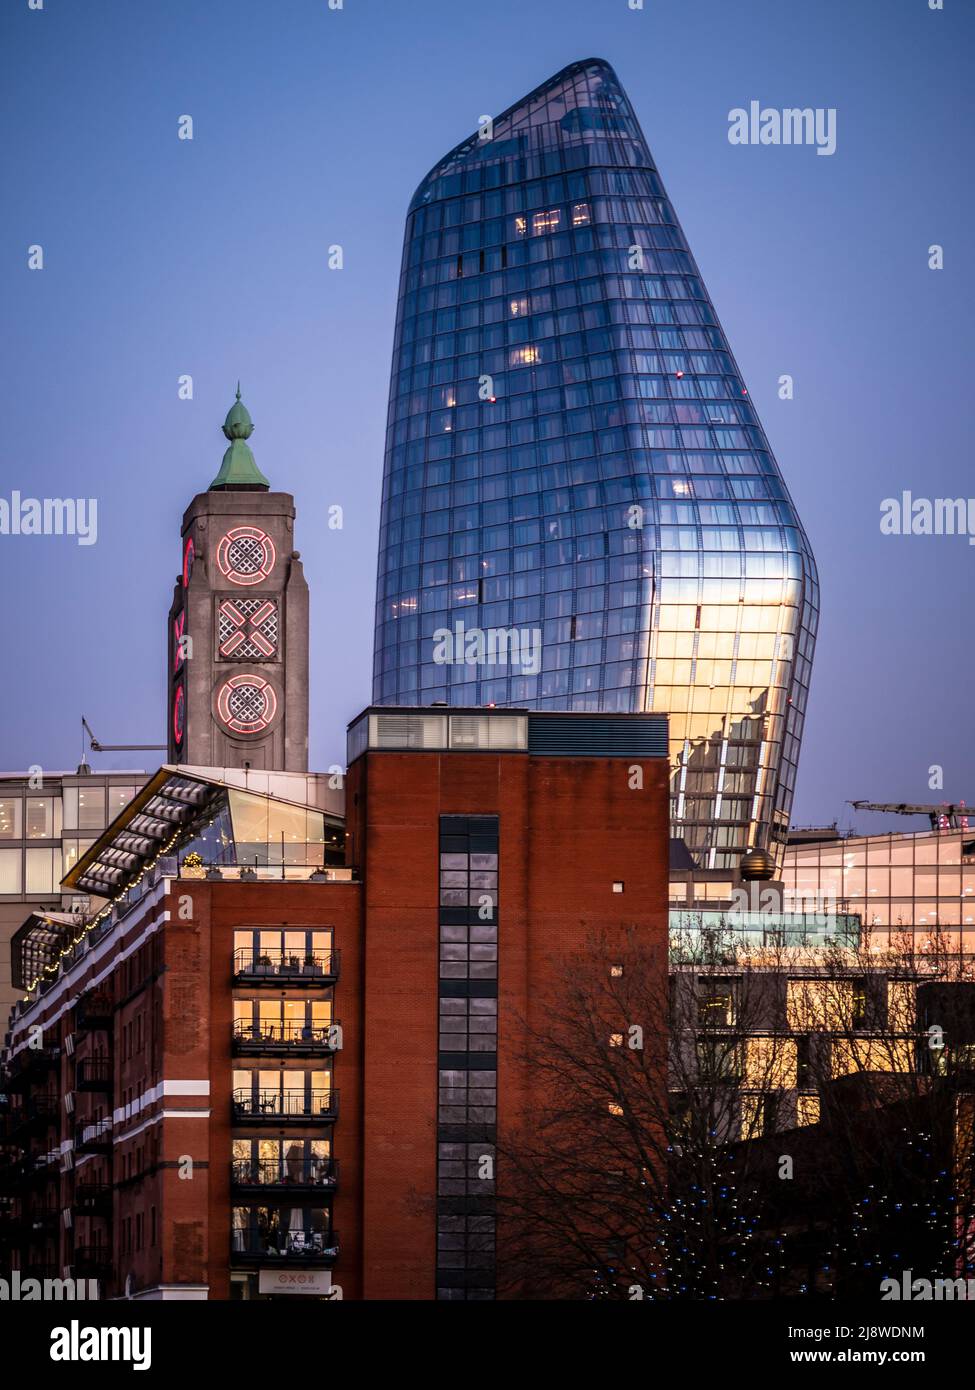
[{"left": 1, "top": 0, "right": 971, "bottom": 835}]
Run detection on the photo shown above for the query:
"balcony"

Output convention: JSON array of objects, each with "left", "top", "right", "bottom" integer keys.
[
  {"left": 25, "top": 1201, "right": 59, "bottom": 1233},
  {"left": 183, "top": 863, "right": 353, "bottom": 885},
  {"left": 232, "top": 1089, "right": 338, "bottom": 1126},
  {"left": 8, "top": 1093, "right": 59, "bottom": 1137},
  {"left": 233, "top": 948, "right": 339, "bottom": 987},
  {"left": 8, "top": 1048, "right": 60, "bottom": 1090},
  {"left": 0, "top": 1155, "right": 28, "bottom": 1190},
  {"left": 231, "top": 1229, "right": 339, "bottom": 1266},
  {"left": 73, "top": 1182, "right": 112, "bottom": 1217},
  {"left": 75, "top": 1117, "right": 112, "bottom": 1155},
  {"left": 76, "top": 1059, "right": 113, "bottom": 1093},
  {"left": 76, "top": 992, "right": 113, "bottom": 1032},
  {"left": 73, "top": 1245, "right": 112, "bottom": 1278},
  {"left": 24, "top": 1150, "right": 60, "bottom": 1184},
  {"left": 232, "top": 1020, "right": 340, "bottom": 1058},
  {"left": 231, "top": 1158, "right": 338, "bottom": 1198}
]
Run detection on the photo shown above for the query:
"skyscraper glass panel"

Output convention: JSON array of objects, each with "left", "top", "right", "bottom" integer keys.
[{"left": 372, "top": 60, "right": 818, "bottom": 870}]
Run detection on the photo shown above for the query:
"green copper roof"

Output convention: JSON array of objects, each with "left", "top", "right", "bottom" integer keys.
[{"left": 208, "top": 385, "right": 270, "bottom": 490}]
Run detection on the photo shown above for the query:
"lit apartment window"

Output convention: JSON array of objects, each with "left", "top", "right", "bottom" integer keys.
[
  {"left": 610, "top": 964, "right": 623, "bottom": 978},
  {"left": 609, "top": 1033, "right": 624, "bottom": 1048},
  {"left": 571, "top": 202, "right": 591, "bottom": 226},
  {"left": 697, "top": 977, "right": 737, "bottom": 1027}
]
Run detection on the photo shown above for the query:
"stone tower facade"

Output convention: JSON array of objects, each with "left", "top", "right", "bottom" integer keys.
[{"left": 167, "top": 388, "right": 309, "bottom": 771}]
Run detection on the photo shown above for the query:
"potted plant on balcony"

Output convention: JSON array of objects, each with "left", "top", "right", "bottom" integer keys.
[
  {"left": 302, "top": 953, "right": 322, "bottom": 976},
  {"left": 181, "top": 851, "right": 205, "bottom": 880},
  {"left": 287, "top": 953, "right": 302, "bottom": 973},
  {"left": 255, "top": 954, "right": 274, "bottom": 976}
]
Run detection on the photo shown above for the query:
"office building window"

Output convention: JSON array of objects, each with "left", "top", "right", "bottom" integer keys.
[
  {"left": 0, "top": 798, "right": 22, "bottom": 839},
  {"left": 25, "top": 796, "right": 58, "bottom": 839},
  {"left": 108, "top": 785, "right": 138, "bottom": 818},
  {"left": 0, "top": 848, "right": 22, "bottom": 894},
  {"left": 78, "top": 787, "right": 106, "bottom": 830},
  {"left": 26, "top": 847, "right": 57, "bottom": 895}
]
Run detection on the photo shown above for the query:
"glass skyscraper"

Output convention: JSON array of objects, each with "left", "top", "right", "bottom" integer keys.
[{"left": 372, "top": 59, "right": 818, "bottom": 870}]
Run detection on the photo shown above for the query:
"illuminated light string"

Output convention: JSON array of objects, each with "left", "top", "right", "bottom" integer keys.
[{"left": 22, "top": 823, "right": 184, "bottom": 998}]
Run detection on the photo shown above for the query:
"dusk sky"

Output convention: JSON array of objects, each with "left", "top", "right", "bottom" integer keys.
[{"left": 1, "top": 0, "right": 971, "bottom": 837}]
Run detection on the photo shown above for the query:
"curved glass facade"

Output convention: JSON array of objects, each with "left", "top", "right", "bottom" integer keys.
[{"left": 372, "top": 59, "right": 818, "bottom": 870}]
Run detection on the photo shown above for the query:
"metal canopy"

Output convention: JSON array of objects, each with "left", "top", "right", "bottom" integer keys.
[
  {"left": 65, "top": 768, "right": 216, "bottom": 899},
  {"left": 11, "top": 911, "right": 82, "bottom": 993}
]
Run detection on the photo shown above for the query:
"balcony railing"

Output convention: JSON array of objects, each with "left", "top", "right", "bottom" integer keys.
[
  {"left": 181, "top": 862, "right": 353, "bottom": 884},
  {"left": 25, "top": 1149, "right": 60, "bottom": 1181},
  {"left": 231, "top": 1229, "right": 339, "bottom": 1264},
  {"left": 231, "top": 1158, "right": 338, "bottom": 1193},
  {"left": 73, "top": 1245, "right": 112, "bottom": 1277},
  {"left": 76, "top": 1059, "right": 113, "bottom": 1092},
  {"left": 26, "top": 1202, "right": 59, "bottom": 1230},
  {"left": 232, "top": 1089, "right": 338, "bottom": 1123},
  {"left": 8, "top": 1048, "right": 59, "bottom": 1089},
  {"left": 232, "top": 1020, "right": 340, "bottom": 1055},
  {"left": 75, "top": 1117, "right": 113, "bottom": 1154},
  {"left": 8, "top": 1093, "right": 59, "bottom": 1134},
  {"left": 233, "top": 949, "right": 339, "bottom": 985},
  {"left": 73, "top": 1182, "right": 112, "bottom": 1215},
  {"left": 76, "top": 993, "right": 113, "bottom": 1031},
  {"left": 9, "top": 1201, "right": 59, "bottom": 1234}
]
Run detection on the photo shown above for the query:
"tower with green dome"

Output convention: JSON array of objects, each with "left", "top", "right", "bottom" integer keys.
[{"left": 166, "top": 387, "right": 309, "bottom": 771}]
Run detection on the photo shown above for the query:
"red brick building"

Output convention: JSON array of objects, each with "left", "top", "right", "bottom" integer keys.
[{"left": 0, "top": 706, "right": 668, "bottom": 1300}]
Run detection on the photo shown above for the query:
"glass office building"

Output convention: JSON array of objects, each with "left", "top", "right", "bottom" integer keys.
[
  {"left": 783, "top": 827, "right": 975, "bottom": 948},
  {"left": 372, "top": 59, "right": 818, "bottom": 870}
]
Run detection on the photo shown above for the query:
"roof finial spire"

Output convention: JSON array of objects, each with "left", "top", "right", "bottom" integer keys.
[{"left": 208, "top": 384, "right": 270, "bottom": 491}]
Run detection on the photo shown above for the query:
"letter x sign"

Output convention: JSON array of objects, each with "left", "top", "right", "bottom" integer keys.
[{"left": 219, "top": 598, "right": 277, "bottom": 658}]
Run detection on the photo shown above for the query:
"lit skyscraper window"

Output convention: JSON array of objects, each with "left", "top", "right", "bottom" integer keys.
[{"left": 372, "top": 59, "right": 818, "bottom": 871}]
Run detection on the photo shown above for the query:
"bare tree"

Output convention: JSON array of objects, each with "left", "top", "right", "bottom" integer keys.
[
  {"left": 497, "top": 921, "right": 797, "bottom": 1299},
  {"left": 497, "top": 923, "right": 975, "bottom": 1299}
]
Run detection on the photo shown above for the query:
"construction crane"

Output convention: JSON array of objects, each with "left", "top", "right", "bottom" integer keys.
[
  {"left": 78, "top": 717, "right": 165, "bottom": 771},
  {"left": 849, "top": 800, "right": 972, "bottom": 831}
]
